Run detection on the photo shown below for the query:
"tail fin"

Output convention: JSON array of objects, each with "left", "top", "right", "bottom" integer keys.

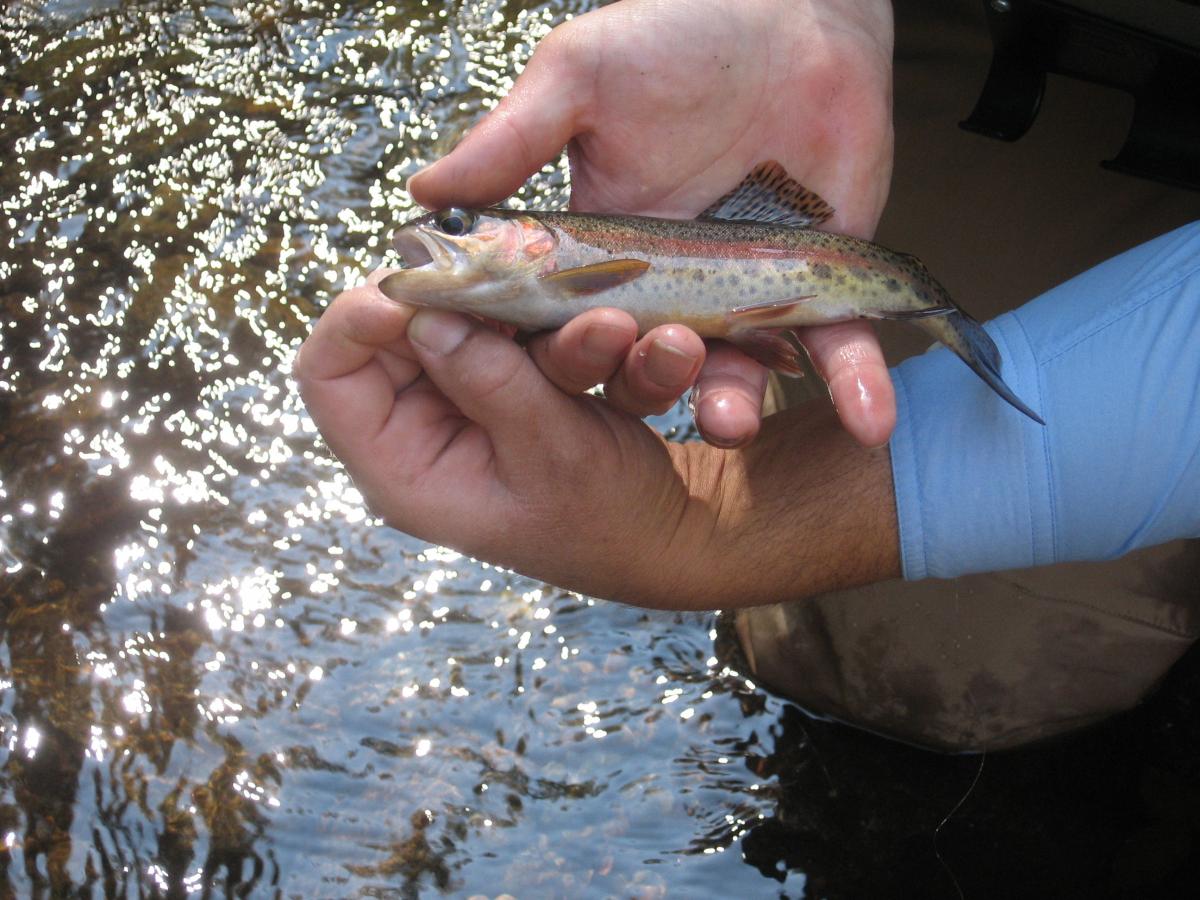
[{"left": 912, "top": 311, "right": 1045, "bottom": 425}]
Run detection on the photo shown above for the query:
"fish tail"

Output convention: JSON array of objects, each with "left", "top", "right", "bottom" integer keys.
[{"left": 913, "top": 310, "right": 1045, "bottom": 425}]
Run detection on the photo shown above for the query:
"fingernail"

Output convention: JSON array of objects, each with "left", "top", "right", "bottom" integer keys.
[
  {"left": 408, "top": 309, "right": 470, "bottom": 354},
  {"left": 645, "top": 339, "right": 699, "bottom": 388},
  {"left": 581, "top": 323, "right": 630, "bottom": 363}
]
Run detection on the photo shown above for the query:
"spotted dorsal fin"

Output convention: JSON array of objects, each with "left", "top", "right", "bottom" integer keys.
[{"left": 699, "top": 161, "right": 835, "bottom": 228}]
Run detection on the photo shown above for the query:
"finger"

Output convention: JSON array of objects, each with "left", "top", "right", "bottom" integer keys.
[
  {"left": 294, "top": 281, "right": 422, "bottom": 453},
  {"left": 294, "top": 279, "right": 417, "bottom": 390},
  {"left": 405, "top": 308, "right": 574, "bottom": 454},
  {"left": 407, "top": 29, "right": 589, "bottom": 210},
  {"left": 796, "top": 321, "right": 896, "bottom": 448},
  {"left": 689, "top": 344, "right": 769, "bottom": 448},
  {"left": 293, "top": 266, "right": 404, "bottom": 375},
  {"left": 526, "top": 308, "right": 637, "bottom": 395},
  {"left": 603, "top": 325, "right": 705, "bottom": 417}
]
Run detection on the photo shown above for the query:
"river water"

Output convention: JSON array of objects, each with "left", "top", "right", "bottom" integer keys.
[{"left": 2, "top": 1, "right": 1199, "bottom": 897}]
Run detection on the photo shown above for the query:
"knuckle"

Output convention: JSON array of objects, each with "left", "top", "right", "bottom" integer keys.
[
  {"left": 527, "top": 19, "right": 593, "bottom": 103},
  {"left": 536, "top": 18, "right": 578, "bottom": 62}
]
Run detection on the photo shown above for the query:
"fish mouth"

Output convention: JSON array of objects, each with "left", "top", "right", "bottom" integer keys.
[{"left": 392, "top": 226, "right": 460, "bottom": 271}]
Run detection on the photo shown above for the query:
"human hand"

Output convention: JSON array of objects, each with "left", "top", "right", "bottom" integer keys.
[
  {"left": 294, "top": 271, "right": 710, "bottom": 606},
  {"left": 294, "top": 271, "right": 899, "bottom": 609},
  {"left": 408, "top": 0, "right": 896, "bottom": 447}
]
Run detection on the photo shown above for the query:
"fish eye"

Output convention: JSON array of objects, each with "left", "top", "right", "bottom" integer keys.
[{"left": 435, "top": 208, "right": 475, "bottom": 236}]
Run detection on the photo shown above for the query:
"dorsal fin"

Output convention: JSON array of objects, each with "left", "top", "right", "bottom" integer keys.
[{"left": 699, "top": 161, "right": 835, "bottom": 228}]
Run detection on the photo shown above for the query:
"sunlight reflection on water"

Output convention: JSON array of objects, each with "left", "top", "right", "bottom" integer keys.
[{"left": 0, "top": 1, "right": 786, "bottom": 895}]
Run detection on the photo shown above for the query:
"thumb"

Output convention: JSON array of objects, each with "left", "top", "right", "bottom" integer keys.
[
  {"left": 406, "top": 308, "right": 574, "bottom": 452},
  {"left": 407, "top": 32, "right": 589, "bottom": 210}
]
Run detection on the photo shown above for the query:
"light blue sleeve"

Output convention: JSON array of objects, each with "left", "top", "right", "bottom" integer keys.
[{"left": 890, "top": 222, "right": 1200, "bottom": 580}]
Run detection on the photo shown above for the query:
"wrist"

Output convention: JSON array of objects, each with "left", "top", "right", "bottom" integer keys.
[
  {"left": 587, "top": 439, "right": 730, "bottom": 610},
  {"left": 659, "top": 403, "right": 900, "bottom": 610}
]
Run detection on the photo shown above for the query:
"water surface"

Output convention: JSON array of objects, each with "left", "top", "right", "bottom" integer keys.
[
  {"left": 2, "top": 1, "right": 1199, "bottom": 897},
  {"left": 0, "top": 1, "right": 795, "bottom": 894}
]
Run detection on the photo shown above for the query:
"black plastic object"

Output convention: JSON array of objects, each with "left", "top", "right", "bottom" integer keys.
[{"left": 961, "top": 0, "right": 1200, "bottom": 191}]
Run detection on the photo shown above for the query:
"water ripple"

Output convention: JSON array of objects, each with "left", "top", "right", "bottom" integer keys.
[{"left": 0, "top": 1, "right": 788, "bottom": 895}]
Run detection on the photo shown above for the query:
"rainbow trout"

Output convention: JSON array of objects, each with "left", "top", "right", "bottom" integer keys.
[{"left": 379, "top": 161, "right": 1043, "bottom": 423}]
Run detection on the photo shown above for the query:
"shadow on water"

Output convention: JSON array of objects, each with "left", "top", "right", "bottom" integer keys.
[
  {"left": 1, "top": 0, "right": 1199, "bottom": 897},
  {"left": 725, "top": 635, "right": 1200, "bottom": 899}
]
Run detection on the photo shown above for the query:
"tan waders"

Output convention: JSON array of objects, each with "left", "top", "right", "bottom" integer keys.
[{"left": 734, "top": 1, "right": 1200, "bottom": 752}]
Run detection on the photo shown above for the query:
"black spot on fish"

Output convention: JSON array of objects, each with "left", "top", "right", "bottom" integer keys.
[
  {"left": 885, "top": 278, "right": 901, "bottom": 293},
  {"left": 812, "top": 263, "right": 832, "bottom": 280},
  {"left": 693, "top": 271, "right": 706, "bottom": 283}
]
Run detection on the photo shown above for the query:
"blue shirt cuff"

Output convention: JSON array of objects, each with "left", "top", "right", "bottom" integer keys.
[{"left": 890, "top": 222, "right": 1200, "bottom": 580}]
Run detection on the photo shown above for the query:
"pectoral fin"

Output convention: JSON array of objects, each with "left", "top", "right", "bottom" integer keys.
[
  {"left": 539, "top": 259, "right": 650, "bottom": 296},
  {"left": 700, "top": 161, "right": 835, "bottom": 228}
]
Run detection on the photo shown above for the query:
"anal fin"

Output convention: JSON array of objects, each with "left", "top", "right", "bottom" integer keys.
[
  {"left": 868, "top": 305, "right": 956, "bottom": 321},
  {"left": 728, "top": 328, "right": 807, "bottom": 376}
]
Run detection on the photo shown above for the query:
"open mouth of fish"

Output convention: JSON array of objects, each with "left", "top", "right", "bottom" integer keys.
[{"left": 393, "top": 229, "right": 457, "bottom": 271}]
